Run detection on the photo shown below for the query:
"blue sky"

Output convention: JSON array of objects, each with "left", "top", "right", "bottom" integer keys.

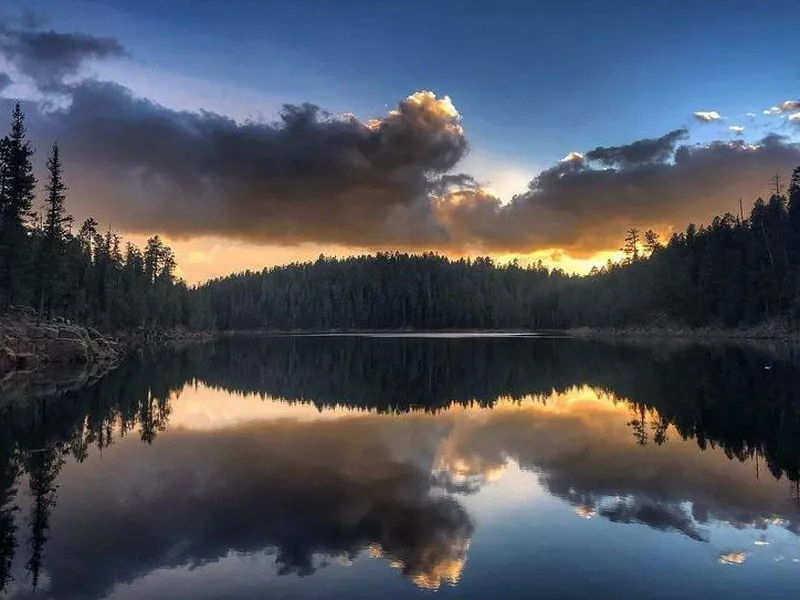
[
  {"left": 9, "top": 0, "right": 799, "bottom": 168},
  {"left": 0, "top": 0, "right": 799, "bottom": 280}
]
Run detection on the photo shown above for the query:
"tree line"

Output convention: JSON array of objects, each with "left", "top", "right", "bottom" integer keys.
[
  {"left": 0, "top": 104, "right": 195, "bottom": 330},
  {"left": 4, "top": 100, "right": 800, "bottom": 333},
  {"left": 194, "top": 163, "right": 800, "bottom": 332},
  {"left": 562, "top": 168, "right": 800, "bottom": 328}
]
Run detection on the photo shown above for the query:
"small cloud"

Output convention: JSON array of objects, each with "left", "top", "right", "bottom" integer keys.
[
  {"left": 729, "top": 126, "right": 745, "bottom": 134},
  {"left": 693, "top": 110, "right": 722, "bottom": 123},
  {"left": 718, "top": 551, "right": 746, "bottom": 565},
  {"left": 745, "top": 112, "right": 756, "bottom": 118},
  {"left": 763, "top": 106, "right": 782, "bottom": 116},
  {"left": 574, "top": 506, "right": 596, "bottom": 519},
  {"left": 560, "top": 151, "right": 584, "bottom": 163},
  {"left": 0, "top": 22, "right": 127, "bottom": 90},
  {"left": 780, "top": 100, "right": 800, "bottom": 112},
  {"left": 789, "top": 113, "right": 800, "bottom": 125}
]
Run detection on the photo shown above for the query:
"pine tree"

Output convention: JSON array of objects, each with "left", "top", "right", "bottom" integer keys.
[
  {"left": 643, "top": 230, "right": 661, "bottom": 255},
  {"left": 789, "top": 166, "right": 800, "bottom": 232},
  {"left": 38, "top": 143, "right": 72, "bottom": 318},
  {"left": 0, "top": 104, "right": 37, "bottom": 306},
  {"left": 622, "top": 228, "right": 641, "bottom": 263}
]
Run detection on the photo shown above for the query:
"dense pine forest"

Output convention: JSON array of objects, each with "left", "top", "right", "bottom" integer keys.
[
  {"left": 3, "top": 101, "right": 800, "bottom": 333},
  {"left": 0, "top": 104, "right": 195, "bottom": 331},
  {"left": 196, "top": 165, "right": 800, "bottom": 331}
]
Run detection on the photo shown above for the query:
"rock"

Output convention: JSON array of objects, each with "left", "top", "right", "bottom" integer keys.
[
  {"left": 89, "top": 339, "right": 117, "bottom": 361},
  {"left": 15, "top": 338, "right": 34, "bottom": 354},
  {"left": 16, "top": 352, "right": 38, "bottom": 370},
  {"left": 9, "top": 305, "right": 36, "bottom": 317},
  {"left": 28, "top": 326, "right": 47, "bottom": 339},
  {"left": 58, "top": 326, "right": 88, "bottom": 341},
  {"left": 42, "top": 326, "right": 59, "bottom": 339},
  {"left": 0, "top": 310, "right": 128, "bottom": 379},
  {"left": 45, "top": 337, "right": 89, "bottom": 364},
  {"left": 0, "top": 347, "right": 16, "bottom": 375}
]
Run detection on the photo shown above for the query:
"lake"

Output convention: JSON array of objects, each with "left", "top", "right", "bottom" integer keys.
[{"left": 1, "top": 334, "right": 799, "bottom": 599}]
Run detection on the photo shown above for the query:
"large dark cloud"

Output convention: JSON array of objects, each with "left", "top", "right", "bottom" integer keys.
[
  {"left": 34, "top": 84, "right": 798, "bottom": 255},
  {"left": 16, "top": 82, "right": 467, "bottom": 247},
  {"left": 1, "top": 22, "right": 799, "bottom": 256},
  {"left": 0, "top": 23, "right": 125, "bottom": 89},
  {"left": 437, "top": 133, "right": 800, "bottom": 255}
]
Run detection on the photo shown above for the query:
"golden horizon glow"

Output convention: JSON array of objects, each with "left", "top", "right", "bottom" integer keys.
[{"left": 121, "top": 232, "right": 631, "bottom": 284}]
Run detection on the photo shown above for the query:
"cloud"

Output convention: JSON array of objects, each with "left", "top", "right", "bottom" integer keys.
[
  {"left": 2, "top": 21, "right": 800, "bottom": 257},
  {"left": 597, "top": 499, "right": 708, "bottom": 542},
  {"left": 0, "top": 22, "right": 126, "bottom": 89},
  {"left": 584, "top": 128, "right": 688, "bottom": 168},
  {"left": 435, "top": 133, "right": 800, "bottom": 255},
  {"left": 789, "top": 113, "right": 800, "bottom": 125},
  {"left": 11, "top": 83, "right": 800, "bottom": 256},
  {"left": 0, "top": 72, "right": 11, "bottom": 92},
  {"left": 12, "top": 83, "right": 467, "bottom": 248},
  {"left": 763, "top": 101, "right": 799, "bottom": 116},
  {"left": 729, "top": 125, "right": 745, "bottom": 134},
  {"left": 693, "top": 110, "right": 722, "bottom": 123},
  {"left": 780, "top": 100, "right": 800, "bottom": 112},
  {"left": 36, "top": 416, "right": 473, "bottom": 599},
  {"left": 560, "top": 151, "right": 584, "bottom": 163}
]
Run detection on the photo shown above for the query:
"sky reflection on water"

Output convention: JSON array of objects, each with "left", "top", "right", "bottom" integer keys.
[{"left": 2, "top": 336, "right": 800, "bottom": 599}]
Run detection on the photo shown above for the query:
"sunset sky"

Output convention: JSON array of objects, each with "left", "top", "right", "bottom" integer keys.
[{"left": 1, "top": 0, "right": 799, "bottom": 282}]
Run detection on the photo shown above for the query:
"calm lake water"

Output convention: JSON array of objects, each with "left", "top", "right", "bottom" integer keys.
[{"left": 2, "top": 334, "right": 800, "bottom": 599}]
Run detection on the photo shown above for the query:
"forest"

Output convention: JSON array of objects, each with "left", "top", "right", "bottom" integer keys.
[
  {"left": 3, "top": 101, "right": 800, "bottom": 333},
  {"left": 0, "top": 104, "right": 196, "bottom": 331},
  {"left": 196, "top": 164, "right": 800, "bottom": 331}
]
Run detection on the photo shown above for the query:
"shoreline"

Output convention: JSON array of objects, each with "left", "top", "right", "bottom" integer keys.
[
  {"left": 0, "top": 306, "right": 217, "bottom": 388},
  {"left": 566, "top": 323, "right": 800, "bottom": 341},
  {"left": 220, "top": 325, "right": 800, "bottom": 340},
  {"left": 6, "top": 315, "right": 800, "bottom": 393}
]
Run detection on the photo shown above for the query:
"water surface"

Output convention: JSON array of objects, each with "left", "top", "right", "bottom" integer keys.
[{"left": 1, "top": 335, "right": 799, "bottom": 599}]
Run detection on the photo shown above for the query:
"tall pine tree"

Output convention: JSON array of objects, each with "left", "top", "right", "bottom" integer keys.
[
  {"left": 38, "top": 143, "right": 72, "bottom": 318},
  {"left": 0, "top": 104, "right": 36, "bottom": 307}
]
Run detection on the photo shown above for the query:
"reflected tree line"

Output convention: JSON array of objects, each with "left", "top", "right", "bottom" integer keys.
[
  {"left": 0, "top": 353, "right": 180, "bottom": 594},
  {"left": 2, "top": 336, "right": 800, "bottom": 593}
]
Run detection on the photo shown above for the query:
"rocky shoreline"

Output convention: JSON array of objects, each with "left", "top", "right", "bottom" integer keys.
[
  {"left": 0, "top": 306, "right": 216, "bottom": 391},
  {"left": 1, "top": 306, "right": 122, "bottom": 377}
]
